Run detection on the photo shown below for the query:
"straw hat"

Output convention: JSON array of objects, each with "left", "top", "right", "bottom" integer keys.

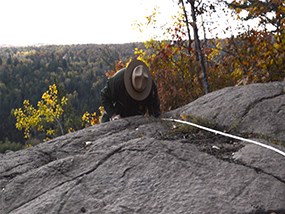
[{"left": 124, "top": 59, "right": 152, "bottom": 101}]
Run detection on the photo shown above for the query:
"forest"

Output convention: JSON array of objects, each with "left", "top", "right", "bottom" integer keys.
[
  {"left": 0, "top": 43, "right": 143, "bottom": 148},
  {"left": 0, "top": 0, "right": 284, "bottom": 152}
]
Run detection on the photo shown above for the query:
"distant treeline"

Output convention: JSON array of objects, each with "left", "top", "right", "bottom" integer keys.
[{"left": 0, "top": 43, "right": 144, "bottom": 144}]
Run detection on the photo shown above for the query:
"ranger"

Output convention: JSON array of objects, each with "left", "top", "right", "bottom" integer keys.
[{"left": 100, "top": 59, "right": 160, "bottom": 122}]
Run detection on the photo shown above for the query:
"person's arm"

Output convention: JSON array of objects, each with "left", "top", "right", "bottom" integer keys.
[
  {"left": 148, "top": 82, "right": 161, "bottom": 118},
  {"left": 100, "top": 80, "right": 117, "bottom": 117}
]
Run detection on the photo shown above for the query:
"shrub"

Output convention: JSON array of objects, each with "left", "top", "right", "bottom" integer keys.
[{"left": 0, "top": 139, "right": 23, "bottom": 153}]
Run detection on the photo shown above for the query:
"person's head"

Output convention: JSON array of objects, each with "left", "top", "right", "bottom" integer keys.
[{"left": 124, "top": 59, "right": 152, "bottom": 101}]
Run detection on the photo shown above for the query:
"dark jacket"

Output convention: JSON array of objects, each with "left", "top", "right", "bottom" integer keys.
[{"left": 100, "top": 68, "right": 160, "bottom": 121}]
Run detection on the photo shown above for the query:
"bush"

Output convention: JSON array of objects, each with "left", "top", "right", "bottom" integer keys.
[{"left": 0, "top": 139, "right": 23, "bottom": 153}]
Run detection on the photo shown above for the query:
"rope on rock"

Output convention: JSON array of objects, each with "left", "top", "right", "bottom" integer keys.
[{"left": 162, "top": 118, "right": 285, "bottom": 158}]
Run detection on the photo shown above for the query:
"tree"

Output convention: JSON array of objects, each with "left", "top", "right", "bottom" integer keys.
[
  {"left": 184, "top": 0, "right": 209, "bottom": 94},
  {"left": 228, "top": 0, "right": 284, "bottom": 35},
  {"left": 13, "top": 84, "right": 68, "bottom": 140},
  {"left": 0, "top": 44, "right": 137, "bottom": 144},
  {"left": 223, "top": 0, "right": 285, "bottom": 83}
]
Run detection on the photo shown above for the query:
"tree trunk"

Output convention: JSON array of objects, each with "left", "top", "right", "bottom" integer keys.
[
  {"left": 180, "top": 0, "right": 192, "bottom": 56},
  {"left": 180, "top": 0, "right": 198, "bottom": 90},
  {"left": 189, "top": 0, "right": 209, "bottom": 94}
]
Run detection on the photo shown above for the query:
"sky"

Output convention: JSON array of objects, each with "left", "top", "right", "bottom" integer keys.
[{"left": 0, "top": 0, "right": 180, "bottom": 46}]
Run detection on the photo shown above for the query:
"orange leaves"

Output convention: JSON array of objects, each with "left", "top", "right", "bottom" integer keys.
[
  {"left": 230, "top": 0, "right": 284, "bottom": 36},
  {"left": 218, "top": 30, "right": 285, "bottom": 84},
  {"left": 131, "top": 0, "right": 284, "bottom": 112},
  {"left": 81, "top": 106, "right": 105, "bottom": 127},
  {"left": 105, "top": 60, "right": 127, "bottom": 78},
  {"left": 136, "top": 29, "right": 284, "bottom": 113},
  {"left": 135, "top": 40, "right": 200, "bottom": 112},
  {"left": 82, "top": 112, "right": 99, "bottom": 127}
]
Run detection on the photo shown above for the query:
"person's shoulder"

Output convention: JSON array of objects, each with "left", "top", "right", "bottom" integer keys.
[
  {"left": 108, "top": 68, "right": 125, "bottom": 90},
  {"left": 110, "top": 68, "right": 125, "bottom": 80}
]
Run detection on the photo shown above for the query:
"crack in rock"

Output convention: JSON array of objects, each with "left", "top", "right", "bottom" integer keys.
[
  {"left": 2, "top": 83, "right": 285, "bottom": 214},
  {"left": 4, "top": 146, "right": 123, "bottom": 214},
  {"left": 237, "top": 92, "right": 284, "bottom": 127}
]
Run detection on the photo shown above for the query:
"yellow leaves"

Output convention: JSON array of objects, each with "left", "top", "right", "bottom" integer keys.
[
  {"left": 82, "top": 112, "right": 90, "bottom": 122},
  {"left": 42, "top": 92, "right": 49, "bottom": 100},
  {"left": 232, "top": 68, "right": 243, "bottom": 80},
  {"left": 207, "top": 39, "right": 222, "bottom": 61},
  {"left": 146, "top": 6, "right": 158, "bottom": 25},
  {"left": 61, "top": 97, "right": 68, "bottom": 105},
  {"left": 38, "top": 84, "right": 67, "bottom": 121},
  {"left": 23, "top": 99, "right": 30, "bottom": 106},
  {"left": 68, "top": 128, "right": 75, "bottom": 133},
  {"left": 234, "top": 7, "right": 242, "bottom": 14},
  {"left": 273, "top": 42, "right": 281, "bottom": 50},
  {"left": 134, "top": 47, "right": 144, "bottom": 56},
  {"left": 82, "top": 106, "right": 105, "bottom": 127},
  {"left": 13, "top": 100, "right": 41, "bottom": 139},
  {"left": 46, "top": 128, "right": 55, "bottom": 136},
  {"left": 180, "top": 114, "right": 187, "bottom": 121},
  {"left": 37, "top": 125, "right": 44, "bottom": 131},
  {"left": 13, "top": 84, "right": 68, "bottom": 140},
  {"left": 82, "top": 111, "right": 99, "bottom": 127},
  {"left": 99, "top": 106, "right": 105, "bottom": 117},
  {"left": 134, "top": 48, "right": 146, "bottom": 62},
  {"left": 41, "top": 84, "right": 60, "bottom": 108}
]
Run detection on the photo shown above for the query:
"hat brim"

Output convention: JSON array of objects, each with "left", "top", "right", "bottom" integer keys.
[{"left": 124, "top": 59, "right": 152, "bottom": 101}]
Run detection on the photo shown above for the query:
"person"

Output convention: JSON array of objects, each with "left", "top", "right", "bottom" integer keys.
[{"left": 100, "top": 59, "right": 160, "bottom": 122}]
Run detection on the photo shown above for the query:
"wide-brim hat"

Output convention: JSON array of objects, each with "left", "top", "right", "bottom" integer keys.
[{"left": 124, "top": 59, "right": 152, "bottom": 101}]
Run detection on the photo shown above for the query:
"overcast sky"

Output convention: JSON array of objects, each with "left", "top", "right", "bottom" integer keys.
[
  {"left": 0, "top": 0, "right": 179, "bottom": 46},
  {"left": 1, "top": 0, "right": 260, "bottom": 47}
]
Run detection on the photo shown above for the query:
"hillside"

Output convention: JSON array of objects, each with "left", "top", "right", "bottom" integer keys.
[
  {"left": 0, "top": 43, "right": 144, "bottom": 144},
  {"left": 1, "top": 82, "right": 284, "bottom": 214}
]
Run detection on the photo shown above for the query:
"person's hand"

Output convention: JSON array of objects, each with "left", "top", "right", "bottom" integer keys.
[{"left": 111, "top": 114, "right": 121, "bottom": 121}]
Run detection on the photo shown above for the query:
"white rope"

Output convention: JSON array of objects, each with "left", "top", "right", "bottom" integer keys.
[{"left": 162, "top": 118, "right": 285, "bottom": 157}]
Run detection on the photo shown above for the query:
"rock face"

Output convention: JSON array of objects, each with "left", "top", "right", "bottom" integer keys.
[
  {"left": 1, "top": 82, "right": 285, "bottom": 214},
  {"left": 170, "top": 81, "right": 285, "bottom": 143}
]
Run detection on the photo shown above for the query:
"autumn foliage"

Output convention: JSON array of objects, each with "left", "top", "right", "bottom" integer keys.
[
  {"left": 9, "top": 0, "right": 285, "bottom": 146},
  {"left": 133, "top": 0, "right": 285, "bottom": 112},
  {"left": 13, "top": 84, "right": 68, "bottom": 140},
  {"left": 134, "top": 41, "right": 201, "bottom": 112},
  {"left": 82, "top": 106, "right": 105, "bottom": 127}
]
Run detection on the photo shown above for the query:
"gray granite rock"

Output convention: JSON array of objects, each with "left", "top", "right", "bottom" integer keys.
[
  {"left": 170, "top": 81, "right": 285, "bottom": 143},
  {"left": 1, "top": 82, "right": 284, "bottom": 214}
]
